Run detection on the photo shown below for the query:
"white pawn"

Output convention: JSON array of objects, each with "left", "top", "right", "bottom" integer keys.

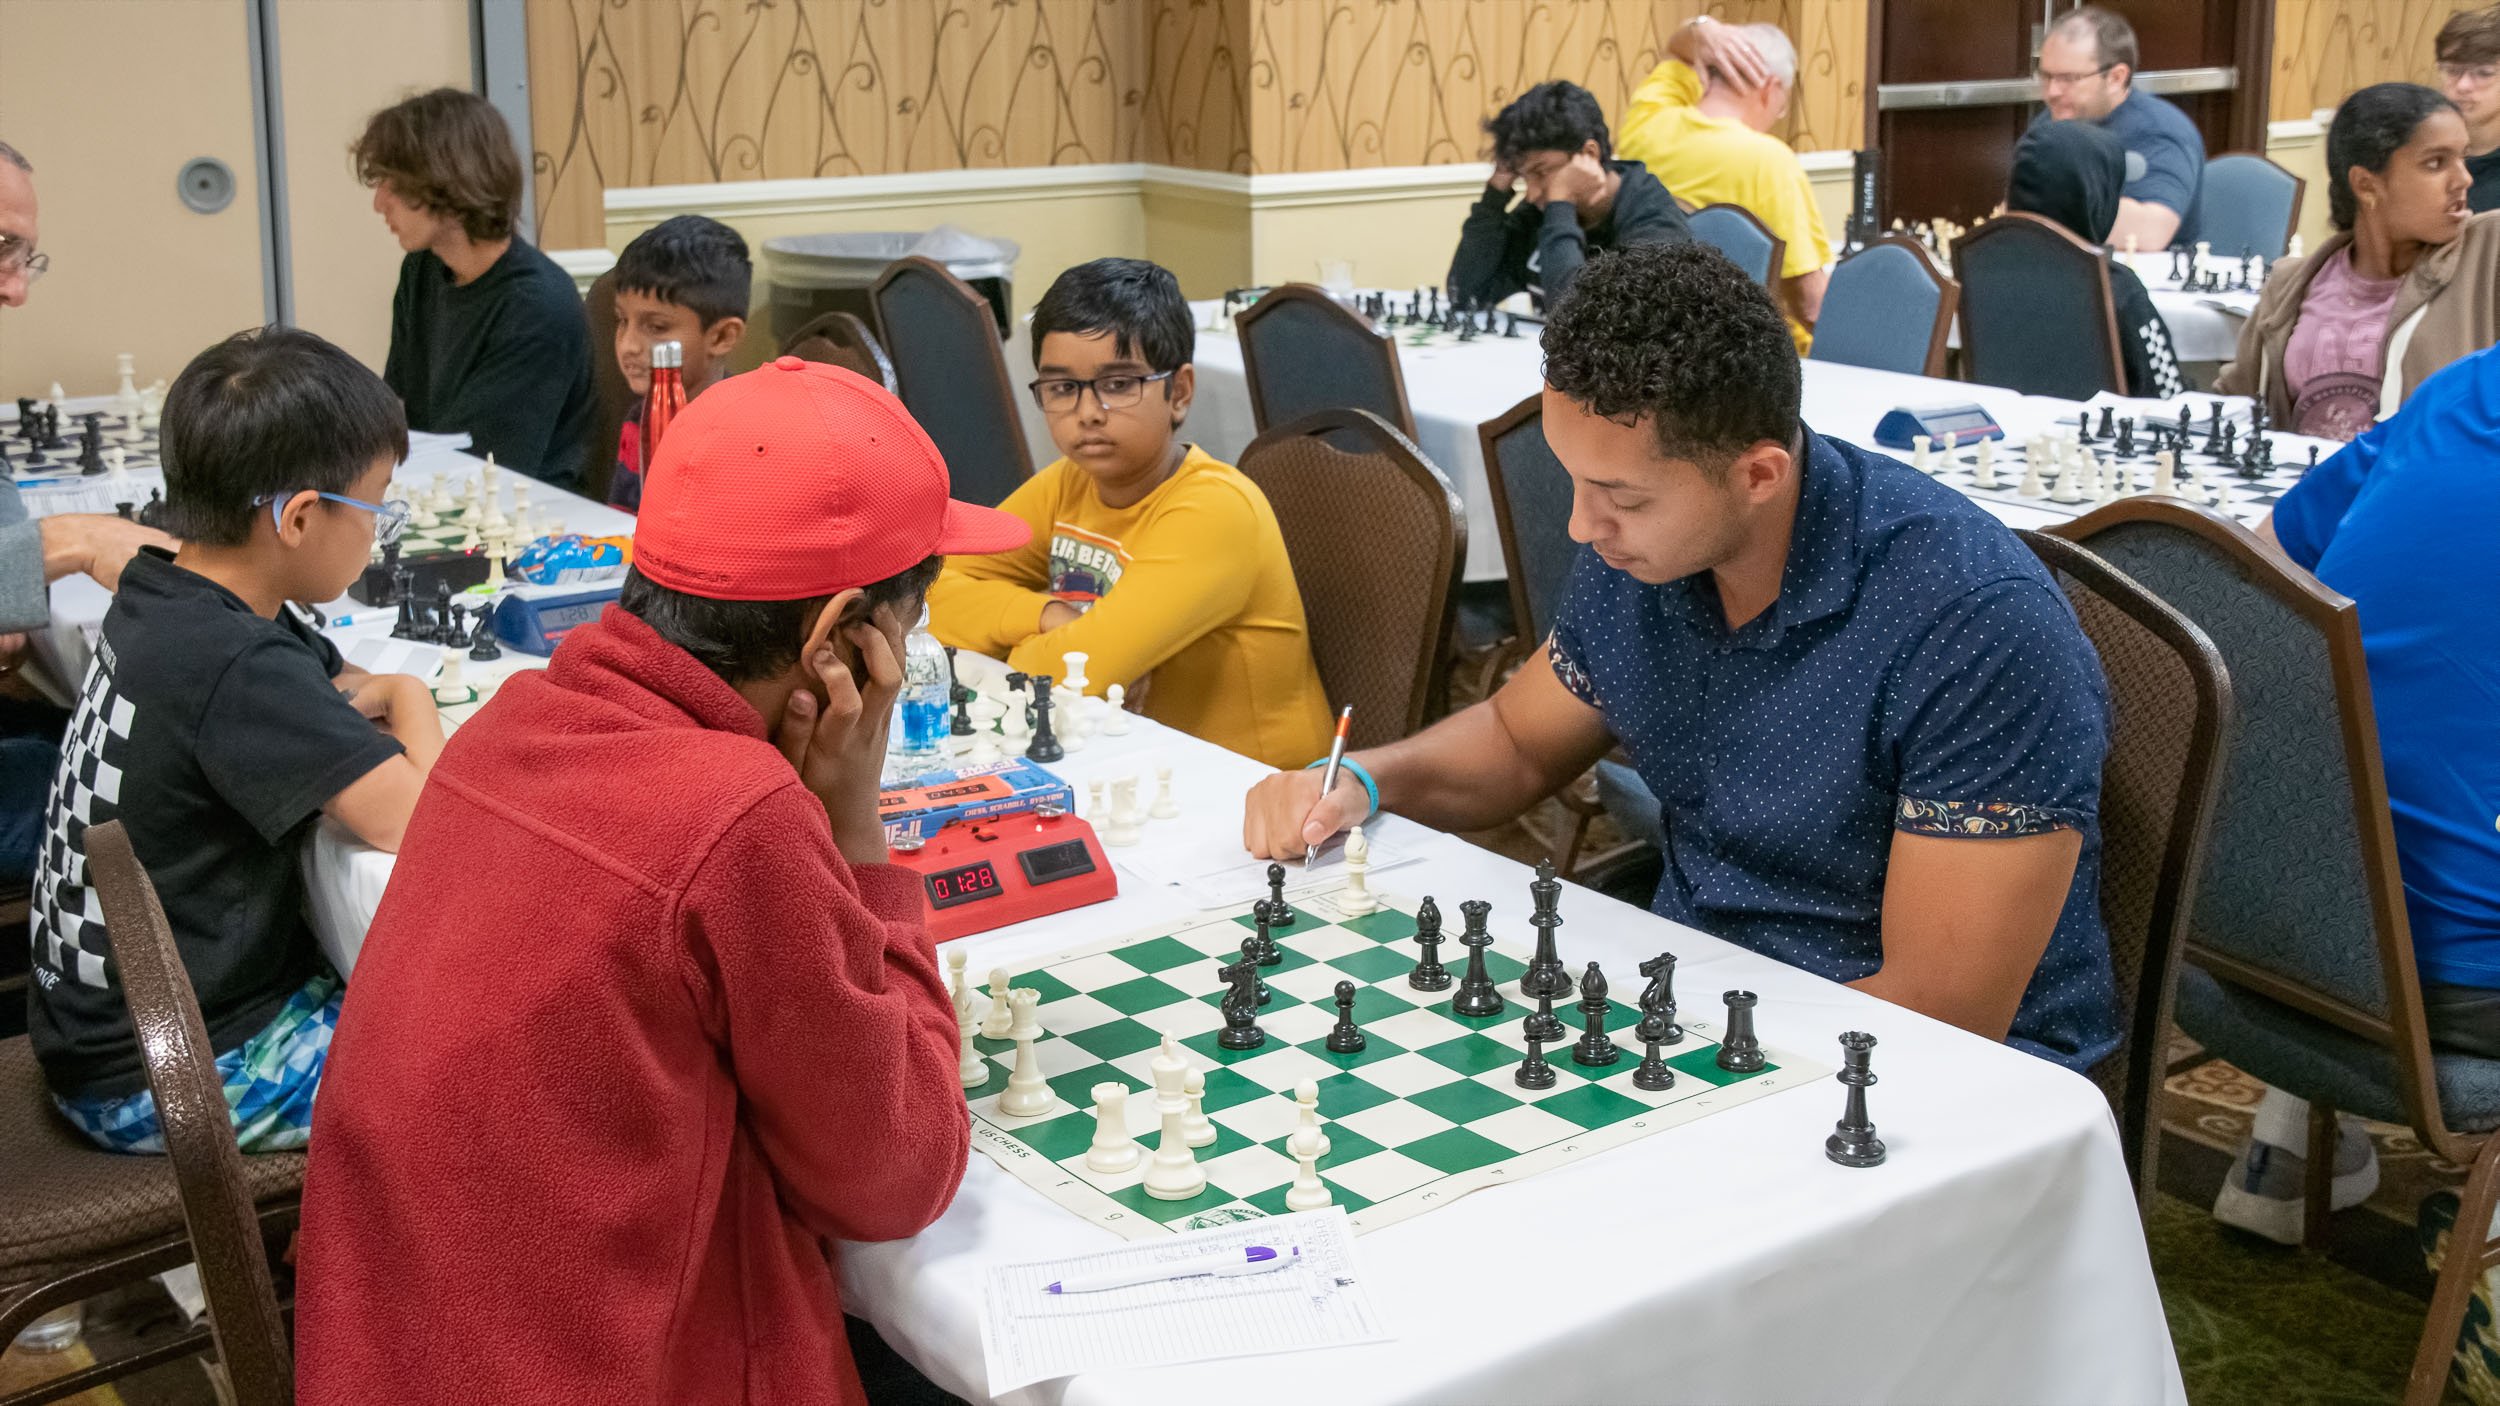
[
  {"left": 1086, "top": 1083, "right": 1141, "bottom": 1172},
  {"left": 2050, "top": 445, "right": 2085, "bottom": 504},
  {"left": 2287, "top": 233, "right": 2306, "bottom": 261},
  {"left": 1149, "top": 764, "right": 1178, "bottom": 821},
  {"left": 1105, "top": 777, "right": 1142, "bottom": 847},
  {"left": 2153, "top": 449, "right": 2180, "bottom": 498},
  {"left": 105, "top": 447, "right": 128, "bottom": 486},
  {"left": 1340, "top": 823, "right": 1378, "bottom": 915},
  {"left": 1084, "top": 778, "right": 1107, "bottom": 823},
  {"left": 46, "top": 382, "right": 65, "bottom": 419},
  {"left": 1288, "top": 1078, "right": 1330, "bottom": 1159},
  {"left": 1182, "top": 1067, "right": 1215, "bottom": 1148},
  {"left": 968, "top": 732, "right": 1003, "bottom": 765},
  {"left": 433, "top": 649, "right": 470, "bottom": 705},
  {"left": 1971, "top": 437, "right": 1998, "bottom": 489},
  {"left": 1002, "top": 698, "right": 1030, "bottom": 742},
  {"left": 1102, "top": 683, "right": 1132, "bottom": 736},
  {"left": 1910, "top": 433, "right": 1931, "bottom": 474},
  {"left": 1285, "top": 1139, "right": 1332, "bottom": 1212},
  {"left": 2017, "top": 440, "right": 2050, "bottom": 498},
  {"left": 998, "top": 989, "right": 1055, "bottom": 1117},
  {"left": 979, "top": 967, "right": 1014, "bottom": 1039}
]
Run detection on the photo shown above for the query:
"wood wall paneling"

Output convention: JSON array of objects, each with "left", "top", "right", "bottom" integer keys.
[{"left": 2270, "top": 0, "right": 2480, "bottom": 122}]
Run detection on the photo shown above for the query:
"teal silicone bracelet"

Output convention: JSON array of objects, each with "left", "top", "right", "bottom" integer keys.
[{"left": 1306, "top": 755, "right": 1381, "bottom": 817}]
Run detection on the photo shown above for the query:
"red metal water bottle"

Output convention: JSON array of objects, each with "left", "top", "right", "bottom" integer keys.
[{"left": 643, "top": 338, "right": 687, "bottom": 467}]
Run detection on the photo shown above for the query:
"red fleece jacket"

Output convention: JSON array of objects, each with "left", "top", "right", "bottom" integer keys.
[{"left": 294, "top": 610, "right": 969, "bottom": 1405}]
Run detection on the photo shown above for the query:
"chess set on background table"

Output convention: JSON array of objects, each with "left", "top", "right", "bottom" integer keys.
[
  {"left": 948, "top": 862, "right": 1846, "bottom": 1240},
  {"left": 1210, "top": 286, "right": 1537, "bottom": 348},
  {"left": 1907, "top": 399, "right": 2322, "bottom": 523}
]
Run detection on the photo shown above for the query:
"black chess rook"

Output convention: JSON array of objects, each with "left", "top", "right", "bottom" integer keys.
[{"left": 1715, "top": 990, "right": 1766, "bottom": 1073}]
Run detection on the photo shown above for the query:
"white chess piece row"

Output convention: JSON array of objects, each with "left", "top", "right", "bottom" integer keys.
[{"left": 1086, "top": 765, "right": 1179, "bottom": 845}]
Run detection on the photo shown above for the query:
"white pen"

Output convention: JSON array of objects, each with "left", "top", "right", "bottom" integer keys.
[{"left": 1045, "top": 1243, "right": 1300, "bottom": 1295}]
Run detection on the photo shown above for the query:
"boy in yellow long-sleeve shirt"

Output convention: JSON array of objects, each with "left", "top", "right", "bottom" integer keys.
[{"left": 928, "top": 259, "right": 1332, "bottom": 770}]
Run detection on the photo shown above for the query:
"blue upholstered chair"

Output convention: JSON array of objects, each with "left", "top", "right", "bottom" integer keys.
[
  {"left": 1686, "top": 203, "right": 1785, "bottom": 289},
  {"left": 1952, "top": 213, "right": 2125, "bottom": 400},
  {"left": 1809, "top": 236, "right": 1958, "bottom": 378},
  {"left": 1234, "top": 284, "right": 1417, "bottom": 442},
  {"left": 2195, "top": 153, "right": 2305, "bottom": 261},
  {"left": 869, "top": 256, "right": 1034, "bottom": 508},
  {"left": 2020, "top": 528, "right": 2234, "bottom": 1210},
  {"left": 2056, "top": 498, "right": 2500, "bottom": 1406}
]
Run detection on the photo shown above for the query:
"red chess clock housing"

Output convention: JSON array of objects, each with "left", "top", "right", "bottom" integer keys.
[{"left": 887, "top": 810, "right": 1118, "bottom": 942}]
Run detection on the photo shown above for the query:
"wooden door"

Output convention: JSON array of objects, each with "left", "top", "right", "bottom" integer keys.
[{"left": 0, "top": 0, "right": 270, "bottom": 401}]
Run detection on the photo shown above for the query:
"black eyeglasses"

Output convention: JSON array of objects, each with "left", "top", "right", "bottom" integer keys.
[
  {"left": 0, "top": 236, "right": 48, "bottom": 284},
  {"left": 1028, "top": 371, "right": 1174, "bottom": 414}
]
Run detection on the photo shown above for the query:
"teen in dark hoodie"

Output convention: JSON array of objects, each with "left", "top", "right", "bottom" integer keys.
[{"left": 2006, "top": 119, "right": 2186, "bottom": 400}]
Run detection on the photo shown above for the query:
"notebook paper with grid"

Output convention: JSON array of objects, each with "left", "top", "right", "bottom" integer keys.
[{"left": 960, "top": 887, "right": 1826, "bottom": 1238}]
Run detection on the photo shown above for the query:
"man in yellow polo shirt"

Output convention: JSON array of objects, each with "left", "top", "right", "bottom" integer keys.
[{"left": 1619, "top": 16, "right": 1833, "bottom": 352}]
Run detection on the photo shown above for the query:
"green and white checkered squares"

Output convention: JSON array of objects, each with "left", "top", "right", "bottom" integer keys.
[{"left": 964, "top": 892, "right": 1815, "bottom": 1238}]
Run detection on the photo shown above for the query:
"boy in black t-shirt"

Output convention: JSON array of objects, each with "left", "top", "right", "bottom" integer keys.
[
  {"left": 605, "top": 215, "right": 751, "bottom": 512},
  {"left": 359, "top": 88, "right": 595, "bottom": 490},
  {"left": 29, "top": 327, "right": 445, "bottom": 1154}
]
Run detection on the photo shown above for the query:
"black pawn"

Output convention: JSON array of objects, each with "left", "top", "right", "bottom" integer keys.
[
  {"left": 1571, "top": 961, "right": 1620, "bottom": 1067},
  {"left": 2075, "top": 411, "right": 2092, "bottom": 445},
  {"left": 113, "top": 501, "right": 131, "bottom": 520},
  {"left": 1716, "top": 990, "right": 1766, "bottom": 1073},
  {"left": 2114, "top": 416, "right": 2134, "bottom": 458},
  {"left": 432, "top": 580, "right": 455, "bottom": 641},
  {"left": 1246, "top": 918, "right": 1274, "bottom": 1005},
  {"left": 1515, "top": 1032, "right": 1557, "bottom": 1090},
  {"left": 1825, "top": 1031, "right": 1886, "bottom": 1168},
  {"left": 2303, "top": 445, "right": 2318, "bottom": 477},
  {"left": 1262, "top": 862, "right": 1294, "bottom": 931},
  {"left": 1325, "top": 980, "right": 1366, "bottom": 1053},
  {"left": 1519, "top": 858, "right": 1573, "bottom": 1001},
  {"left": 1522, "top": 987, "right": 1565, "bottom": 1044},
  {"left": 1632, "top": 1011, "right": 1676, "bottom": 1091},
  {"left": 469, "top": 602, "right": 503, "bottom": 661},
  {"left": 1407, "top": 896, "right": 1451, "bottom": 991},
  {"left": 1025, "top": 675, "right": 1064, "bottom": 762},
  {"left": 1450, "top": 899, "right": 1505, "bottom": 1017}
]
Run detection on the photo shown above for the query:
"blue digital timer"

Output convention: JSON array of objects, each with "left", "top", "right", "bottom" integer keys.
[{"left": 492, "top": 585, "right": 622, "bottom": 656}]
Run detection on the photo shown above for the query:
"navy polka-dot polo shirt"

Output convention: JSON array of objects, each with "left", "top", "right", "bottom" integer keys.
[{"left": 1549, "top": 430, "right": 2120, "bottom": 1072}]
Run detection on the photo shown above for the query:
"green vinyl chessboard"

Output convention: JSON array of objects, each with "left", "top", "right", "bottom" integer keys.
[{"left": 961, "top": 888, "right": 1826, "bottom": 1239}]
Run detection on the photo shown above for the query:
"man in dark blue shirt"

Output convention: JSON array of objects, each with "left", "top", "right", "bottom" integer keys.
[
  {"left": 1243, "top": 242, "right": 2120, "bottom": 1072},
  {"left": 2032, "top": 6, "right": 2204, "bottom": 250},
  {"left": 2214, "top": 345, "right": 2500, "bottom": 1242}
]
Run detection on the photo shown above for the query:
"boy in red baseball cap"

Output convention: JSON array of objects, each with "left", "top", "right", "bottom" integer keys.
[{"left": 293, "top": 357, "right": 1029, "bottom": 1405}]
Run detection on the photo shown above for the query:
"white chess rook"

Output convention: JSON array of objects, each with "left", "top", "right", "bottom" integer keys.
[{"left": 1086, "top": 1083, "right": 1141, "bottom": 1172}]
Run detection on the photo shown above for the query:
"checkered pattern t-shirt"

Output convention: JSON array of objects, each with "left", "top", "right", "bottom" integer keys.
[
  {"left": 1547, "top": 433, "right": 2121, "bottom": 1072},
  {"left": 27, "top": 549, "right": 401, "bottom": 1099}
]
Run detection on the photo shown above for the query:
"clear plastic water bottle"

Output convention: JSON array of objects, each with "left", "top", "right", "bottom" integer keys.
[{"left": 895, "top": 616, "right": 950, "bottom": 777}]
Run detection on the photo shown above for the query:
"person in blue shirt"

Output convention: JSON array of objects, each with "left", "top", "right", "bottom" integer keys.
[
  {"left": 1241, "top": 241, "right": 2120, "bottom": 1072},
  {"left": 2211, "top": 345, "right": 2500, "bottom": 1243},
  {"left": 2033, "top": 6, "right": 2205, "bottom": 250}
]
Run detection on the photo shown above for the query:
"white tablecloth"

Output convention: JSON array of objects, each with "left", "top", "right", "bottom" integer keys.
[
  {"left": 832, "top": 716, "right": 2182, "bottom": 1404},
  {"left": 1025, "top": 307, "right": 2312, "bottom": 579}
]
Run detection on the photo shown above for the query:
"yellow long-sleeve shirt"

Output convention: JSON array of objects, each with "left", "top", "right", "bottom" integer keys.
[
  {"left": 1618, "top": 59, "right": 1834, "bottom": 353},
  {"left": 927, "top": 446, "right": 1333, "bottom": 771}
]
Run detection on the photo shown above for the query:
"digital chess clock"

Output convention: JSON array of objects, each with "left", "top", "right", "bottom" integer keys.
[
  {"left": 889, "top": 810, "right": 1118, "bottom": 942},
  {"left": 1873, "top": 402, "right": 2005, "bottom": 450},
  {"left": 492, "top": 585, "right": 621, "bottom": 656}
]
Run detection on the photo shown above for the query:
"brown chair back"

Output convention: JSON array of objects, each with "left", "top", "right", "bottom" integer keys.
[
  {"left": 869, "top": 256, "right": 1035, "bottom": 508},
  {"left": 1234, "top": 285, "right": 1418, "bottom": 440},
  {"left": 579, "top": 269, "right": 636, "bottom": 506},
  {"left": 2050, "top": 500, "right": 2453, "bottom": 1149},
  {"left": 1237, "top": 409, "right": 1464, "bottom": 750},
  {"left": 84, "top": 821, "right": 293, "bottom": 1405},
  {"left": 779, "top": 310, "right": 899, "bottom": 394},
  {"left": 1952, "top": 212, "right": 2126, "bottom": 400},
  {"left": 2020, "top": 530, "right": 2234, "bottom": 1207}
]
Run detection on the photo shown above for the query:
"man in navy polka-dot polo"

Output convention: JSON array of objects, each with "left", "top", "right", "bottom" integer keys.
[{"left": 1245, "top": 242, "right": 2120, "bottom": 1073}]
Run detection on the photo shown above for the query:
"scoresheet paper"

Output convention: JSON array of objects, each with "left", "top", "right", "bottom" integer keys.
[{"left": 979, "top": 1209, "right": 1387, "bottom": 1395}]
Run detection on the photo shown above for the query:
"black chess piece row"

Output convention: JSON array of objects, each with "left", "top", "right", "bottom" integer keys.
[{"left": 391, "top": 580, "right": 500, "bottom": 658}]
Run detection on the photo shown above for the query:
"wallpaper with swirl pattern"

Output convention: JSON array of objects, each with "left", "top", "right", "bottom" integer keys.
[{"left": 525, "top": 0, "right": 1868, "bottom": 249}]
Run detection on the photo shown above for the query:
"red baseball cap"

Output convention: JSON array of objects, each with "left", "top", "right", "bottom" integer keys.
[{"left": 632, "top": 356, "right": 1030, "bottom": 600}]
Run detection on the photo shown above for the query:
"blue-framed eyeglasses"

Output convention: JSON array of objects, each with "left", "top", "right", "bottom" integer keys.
[{"left": 252, "top": 491, "right": 412, "bottom": 544}]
